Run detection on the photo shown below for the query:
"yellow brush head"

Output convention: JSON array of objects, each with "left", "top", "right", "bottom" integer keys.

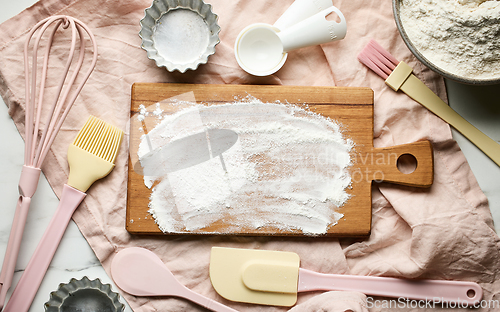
[{"left": 67, "top": 115, "right": 123, "bottom": 192}]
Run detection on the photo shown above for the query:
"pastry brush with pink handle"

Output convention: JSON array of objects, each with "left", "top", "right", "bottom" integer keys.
[
  {"left": 2, "top": 115, "right": 123, "bottom": 312},
  {"left": 358, "top": 39, "right": 500, "bottom": 167}
]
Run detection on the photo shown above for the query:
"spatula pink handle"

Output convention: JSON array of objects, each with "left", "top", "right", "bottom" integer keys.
[
  {"left": 3, "top": 184, "right": 86, "bottom": 312},
  {"left": 298, "top": 268, "right": 482, "bottom": 305}
]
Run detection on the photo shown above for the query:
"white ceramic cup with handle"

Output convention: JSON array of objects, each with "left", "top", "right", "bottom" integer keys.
[{"left": 234, "top": 3, "right": 347, "bottom": 76}]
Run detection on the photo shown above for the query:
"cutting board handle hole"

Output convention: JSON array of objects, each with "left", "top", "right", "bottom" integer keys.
[{"left": 397, "top": 153, "right": 417, "bottom": 174}]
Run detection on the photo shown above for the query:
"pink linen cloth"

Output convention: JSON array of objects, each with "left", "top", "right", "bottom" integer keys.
[{"left": 0, "top": 0, "right": 499, "bottom": 311}]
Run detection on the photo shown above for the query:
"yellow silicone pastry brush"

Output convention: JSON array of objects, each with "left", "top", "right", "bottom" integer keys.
[
  {"left": 358, "top": 39, "right": 500, "bottom": 167},
  {"left": 3, "top": 115, "right": 123, "bottom": 312}
]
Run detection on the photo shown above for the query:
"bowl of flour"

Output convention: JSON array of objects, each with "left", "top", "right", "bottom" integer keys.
[{"left": 394, "top": 0, "right": 500, "bottom": 85}]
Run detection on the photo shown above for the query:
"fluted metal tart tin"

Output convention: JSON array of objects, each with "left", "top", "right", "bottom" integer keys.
[
  {"left": 140, "top": 0, "right": 221, "bottom": 73},
  {"left": 44, "top": 276, "right": 124, "bottom": 312}
]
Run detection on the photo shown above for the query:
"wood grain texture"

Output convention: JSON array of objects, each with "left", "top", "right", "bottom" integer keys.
[{"left": 126, "top": 83, "right": 433, "bottom": 236}]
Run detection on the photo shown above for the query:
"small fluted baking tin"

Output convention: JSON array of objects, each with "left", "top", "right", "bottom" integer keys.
[
  {"left": 44, "top": 276, "right": 124, "bottom": 312},
  {"left": 140, "top": 0, "right": 221, "bottom": 73}
]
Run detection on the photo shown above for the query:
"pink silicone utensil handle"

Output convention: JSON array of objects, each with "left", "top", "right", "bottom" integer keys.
[
  {"left": 0, "top": 166, "right": 40, "bottom": 310},
  {"left": 3, "top": 184, "right": 86, "bottom": 312},
  {"left": 297, "top": 268, "right": 482, "bottom": 305},
  {"left": 0, "top": 197, "right": 31, "bottom": 310},
  {"left": 177, "top": 286, "right": 240, "bottom": 312}
]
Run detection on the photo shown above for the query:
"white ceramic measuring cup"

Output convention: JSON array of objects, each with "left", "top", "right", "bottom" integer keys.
[{"left": 235, "top": 6, "right": 347, "bottom": 76}]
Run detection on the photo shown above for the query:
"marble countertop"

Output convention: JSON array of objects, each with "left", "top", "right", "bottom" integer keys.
[{"left": 0, "top": 0, "right": 499, "bottom": 311}]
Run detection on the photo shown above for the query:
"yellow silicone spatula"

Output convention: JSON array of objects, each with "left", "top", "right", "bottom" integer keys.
[{"left": 209, "top": 247, "right": 483, "bottom": 307}]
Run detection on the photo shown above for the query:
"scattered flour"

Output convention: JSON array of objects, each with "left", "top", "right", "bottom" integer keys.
[
  {"left": 399, "top": 0, "right": 500, "bottom": 80},
  {"left": 137, "top": 97, "right": 354, "bottom": 235}
]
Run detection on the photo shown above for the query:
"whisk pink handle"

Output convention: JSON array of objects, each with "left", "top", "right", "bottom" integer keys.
[
  {"left": 0, "top": 197, "right": 30, "bottom": 310},
  {"left": 0, "top": 166, "right": 40, "bottom": 310},
  {"left": 297, "top": 268, "right": 483, "bottom": 305},
  {"left": 3, "top": 184, "right": 86, "bottom": 312}
]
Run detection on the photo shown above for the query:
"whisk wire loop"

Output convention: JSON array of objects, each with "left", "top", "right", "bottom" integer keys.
[{"left": 23, "top": 15, "right": 98, "bottom": 168}]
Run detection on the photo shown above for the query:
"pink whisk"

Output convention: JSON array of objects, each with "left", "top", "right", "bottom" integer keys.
[{"left": 0, "top": 15, "right": 97, "bottom": 309}]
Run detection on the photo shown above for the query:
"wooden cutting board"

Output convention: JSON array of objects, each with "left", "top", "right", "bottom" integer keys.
[{"left": 126, "top": 83, "right": 433, "bottom": 236}]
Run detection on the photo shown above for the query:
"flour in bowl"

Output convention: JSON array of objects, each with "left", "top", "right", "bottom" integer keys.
[
  {"left": 137, "top": 98, "right": 354, "bottom": 235},
  {"left": 400, "top": 0, "right": 500, "bottom": 79}
]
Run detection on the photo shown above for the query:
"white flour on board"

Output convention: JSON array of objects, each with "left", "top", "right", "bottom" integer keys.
[{"left": 137, "top": 97, "right": 354, "bottom": 235}]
